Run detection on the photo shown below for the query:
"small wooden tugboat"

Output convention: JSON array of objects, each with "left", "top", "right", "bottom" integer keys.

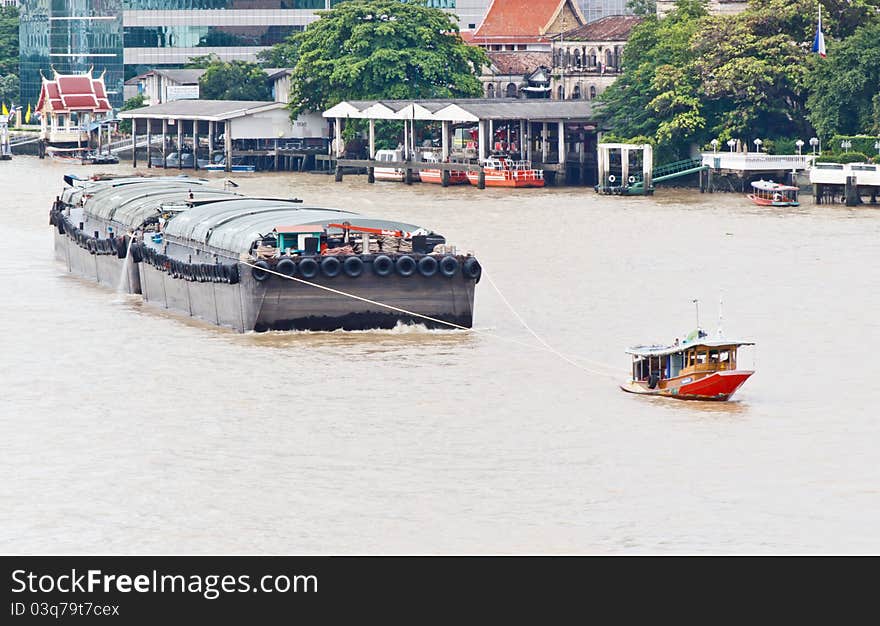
[
  {"left": 465, "top": 157, "right": 545, "bottom": 188},
  {"left": 620, "top": 327, "right": 755, "bottom": 401},
  {"left": 747, "top": 180, "right": 800, "bottom": 207}
]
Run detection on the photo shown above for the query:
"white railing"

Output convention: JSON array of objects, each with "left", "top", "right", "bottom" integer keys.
[
  {"left": 701, "top": 153, "right": 815, "bottom": 171},
  {"left": 810, "top": 162, "right": 880, "bottom": 186}
]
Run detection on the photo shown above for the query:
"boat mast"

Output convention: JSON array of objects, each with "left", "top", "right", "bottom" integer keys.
[
  {"left": 717, "top": 291, "right": 724, "bottom": 337},
  {"left": 693, "top": 298, "right": 701, "bottom": 330}
]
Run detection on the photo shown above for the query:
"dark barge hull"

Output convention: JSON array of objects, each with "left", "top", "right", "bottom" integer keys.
[{"left": 54, "top": 229, "right": 475, "bottom": 332}]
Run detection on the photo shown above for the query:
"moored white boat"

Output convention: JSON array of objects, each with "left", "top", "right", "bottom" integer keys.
[{"left": 747, "top": 179, "right": 800, "bottom": 207}]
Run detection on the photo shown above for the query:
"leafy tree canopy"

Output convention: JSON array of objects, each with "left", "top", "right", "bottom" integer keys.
[
  {"left": 198, "top": 60, "right": 272, "bottom": 101},
  {"left": 626, "top": 0, "right": 657, "bottom": 17},
  {"left": 806, "top": 21, "right": 880, "bottom": 138},
  {"left": 257, "top": 35, "right": 300, "bottom": 68},
  {"left": 0, "top": 73, "right": 19, "bottom": 106},
  {"left": 286, "top": 0, "right": 488, "bottom": 117},
  {"left": 598, "top": 0, "right": 708, "bottom": 161},
  {"left": 599, "top": 0, "right": 880, "bottom": 159},
  {"left": 118, "top": 94, "right": 146, "bottom": 134},
  {"left": 0, "top": 5, "right": 19, "bottom": 77}
]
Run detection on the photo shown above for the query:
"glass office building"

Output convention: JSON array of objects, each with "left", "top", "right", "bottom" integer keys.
[
  {"left": 20, "top": 1, "right": 491, "bottom": 110},
  {"left": 19, "top": 0, "right": 124, "bottom": 109},
  {"left": 578, "top": 0, "right": 633, "bottom": 24}
]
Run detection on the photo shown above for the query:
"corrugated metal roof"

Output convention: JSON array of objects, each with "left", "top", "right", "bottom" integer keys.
[
  {"left": 626, "top": 339, "right": 755, "bottom": 357},
  {"left": 558, "top": 15, "right": 643, "bottom": 41},
  {"left": 146, "top": 69, "right": 206, "bottom": 85},
  {"left": 74, "top": 177, "right": 430, "bottom": 254},
  {"left": 326, "top": 98, "right": 596, "bottom": 121},
  {"left": 118, "top": 100, "right": 283, "bottom": 121}
]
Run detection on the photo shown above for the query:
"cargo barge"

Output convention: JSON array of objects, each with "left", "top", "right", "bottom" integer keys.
[{"left": 50, "top": 175, "right": 480, "bottom": 332}]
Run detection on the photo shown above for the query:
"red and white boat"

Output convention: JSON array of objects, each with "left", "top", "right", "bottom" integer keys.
[
  {"left": 747, "top": 179, "right": 800, "bottom": 207},
  {"left": 418, "top": 154, "right": 468, "bottom": 185},
  {"left": 465, "top": 157, "right": 545, "bottom": 188},
  {"left": 620, "top": 328, "right": 755, "bottom": 401}
]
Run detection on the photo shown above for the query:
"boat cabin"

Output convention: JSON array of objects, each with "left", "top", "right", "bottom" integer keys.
[
  {"left": 627, "top": 333, "right": 753, "bottom": 388},
  {"left": 274, "top": 224, "right": 325, "bottom": 255}
]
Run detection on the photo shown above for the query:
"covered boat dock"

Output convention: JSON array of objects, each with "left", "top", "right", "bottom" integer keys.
[
  {"left": 118, "top": 100, "right": 327, "bottom": 172},
  {"left": 323, "top": 98, "right": 600, "bottom": 186}
]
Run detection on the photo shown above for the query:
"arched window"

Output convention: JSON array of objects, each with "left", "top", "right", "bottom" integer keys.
[
  {"left": 573, "top": 49, "right": 581, "bottom": 68},
  {"left": 486, "top": 83, "right": 495, "bottom": 98},
  {"left": 589, "top": 85, "right": 597, "bottom": 99},
  {"left": 557, "top": 86, "right": 564, "bottom": 100},
  {"left": 565, "top": 49, "right": 571, "bottom": 67},
  {"left": 572, "top": 85, "right": 581, "bottom": 99},
  {"left": 589, "top": 49, "right": 597, "bottom": 67},
  {"left": 505, "top": 83, "right": 518, "bottom": 98}
]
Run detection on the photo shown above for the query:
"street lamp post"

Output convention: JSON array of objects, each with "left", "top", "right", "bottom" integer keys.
[
  {"left": 727, "top": 138, "right": 736, "bottom": 153},
  {"left": 711, "top": 139, "right": 718, "bottom": 153},
  {"left": 795, "top": 139, "right": 804, "bottom": 156},
  {"left": 841, "top": 139, "right": 852, "bottom": 153},
  {"left": 874, "top": 140, "right": 880, "bottom": 158},
  {"left": 754, "top": 138, "right": 762, "bottom": 153},
  {"left": 809, "top": 137, "right": 819, "bottom": 155}
]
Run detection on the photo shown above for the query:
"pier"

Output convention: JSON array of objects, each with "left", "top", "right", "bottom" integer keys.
[
  {"left": 118, "top": 100, "right": 328, "bottom": 172},
  {"left": 323, "top": 98, "right": 600, "bottom": 186},
  {"left": 699, "top": 152, "right": 815, "bottom": 192},
  {"left": 810, "top": 162, "right": 880, "bottom": 206}
]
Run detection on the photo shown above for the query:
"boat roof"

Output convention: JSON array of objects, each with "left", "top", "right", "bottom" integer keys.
[
  {"left": 626, "top": 338, "right": 755, "bottom": 357},
  {"left": 751, "top": 180, "right": 799, "bottom": 191}
]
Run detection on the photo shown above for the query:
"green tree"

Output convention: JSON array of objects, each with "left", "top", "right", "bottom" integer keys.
[
  {"left": 0, "top": 73, "right": 18, "bottom": 105},
  {"left": 806, "top": 22, "right": 880, "bottom": 138},
  {"left": 287, "top": 0, "right": 488, "bottom": 116},
  {"left": 199, "top": 60, "right": 272, "bottom": 101},
  {"left": 691, "top": 0, "right": 820, "bottom": 141},
  {"left": 257, "top": 35, "right": 300, "bottom": 68},
  {"left": 598, "top": 0, "right": 708, "bottom": 160},
  {"left": 626, "top": 0, "right": 657, "bottom": 17},
  {"left": 117, "top": 94, "right": 146, "bottom": 134},
  {"left": 185, "top": 54, "right": 223, "bottom": 69},
  {"left": 0, "top": 5, "right": 19, "bottom": 77}
]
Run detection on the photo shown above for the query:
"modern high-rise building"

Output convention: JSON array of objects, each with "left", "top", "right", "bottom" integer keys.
[
  {"left": 19, "top": 1, "right": 496, "bottom": 110},
  {"left": 577, "top": 0, "right": 633, "bottom": 25},
  {"left": 19, "top": 0, "right": 124, "bottom": 109}
]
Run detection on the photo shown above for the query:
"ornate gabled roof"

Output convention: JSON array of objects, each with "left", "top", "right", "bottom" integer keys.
[
  {"left": 36, "top": 69, "right": 112, "bottom": 114},
  {"left": 471, "top": 0, "right": 586, "bottom": 44},
  {"left": 557, "top": 15, "right": 644, "bottom": 42}
]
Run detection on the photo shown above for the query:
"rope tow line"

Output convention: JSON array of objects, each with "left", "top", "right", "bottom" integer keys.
[
  {"left": 482, "top": 268, "right": 622, "bottom": 377},
  {"left": 238, "top": 259, "right": 619, "bottom": 378}
]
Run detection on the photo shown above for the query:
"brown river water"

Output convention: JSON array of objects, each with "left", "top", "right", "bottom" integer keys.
[{"left": 2, "top": 156, "right": 879, "bottom": 554}]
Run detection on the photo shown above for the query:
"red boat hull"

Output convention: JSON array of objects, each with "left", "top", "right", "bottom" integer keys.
[
  {"left": 747, "top": 194, "right": 799, "bottom": 207},
  {"left": 621, "top": 370, "right": 754, "bottom": 401},
  {"left": 465, "top": 171, "right": 545, "bottom": 187},
  {"left": 419, "top": 169, "right": 468, "bottom": 185}
]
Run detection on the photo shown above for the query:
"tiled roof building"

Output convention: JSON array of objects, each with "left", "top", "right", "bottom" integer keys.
[
  {"left": 36, "top": 69, "right": 113, "bottom": 145},
  {"left": 469, "top": 0, "right": 586, "bottom": 49}
]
